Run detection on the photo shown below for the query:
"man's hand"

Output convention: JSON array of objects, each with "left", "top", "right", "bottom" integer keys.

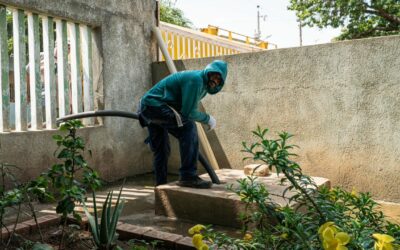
[{"left": 207, "top": 115, "right": 216, "bottom": 131}]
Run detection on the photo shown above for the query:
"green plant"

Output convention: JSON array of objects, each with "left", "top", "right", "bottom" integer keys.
[
  {"left": 128, "top": 239, "right": 160, "bottom": 250},
  {"left": 84, "top": 184, "right": 125, "bottom": 250},
  {"left": 191, "top": 127, "right": 400, "bottom": 250},
  {"left": 160, "top": 0, "right": 192, "bottom": 28},
  {"left": 42, "top": 120, "right": 101, "bottom": 248},
  {"left": 0, "top": 163, "right": 50, "bottom": 248}
]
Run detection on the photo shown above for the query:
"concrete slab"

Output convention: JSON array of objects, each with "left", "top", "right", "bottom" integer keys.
[{"left": 155, "top": 169, "right": 330, "bottom": 228}]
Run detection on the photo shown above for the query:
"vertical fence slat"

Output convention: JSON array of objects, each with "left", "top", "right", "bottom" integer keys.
[
  {"left": 192, "top": 39, "right": 196, "bottom": 58},
  {"left": 198, "top": 41, "right": 202, "bottom": 57},
  {"left": 171, "top": 33, "right": 175, "bottom": 59},
  {"left": 182, "top": 36, "right": 186, "bottom": 59},
  {"left": 13, "top": 9, "right": 27, "bottom": 131},
  {"left": 161, "top": 31, "right": 166, "bottom": 61},
  {"left": 187, "top": 38, "right": 192, "bottom": 59},
  {"left": 69, "top": 23, "right": 82, "bottom": 114},
  {"left": 56, "top": 19, "right": 69, "bottom": 118},
  {"left": 80, "top": 24, "right": 93, "bottom": 125},
  {"left": 27, "top": 12, "right": 42, "bottom": 130},
  {"left": 0, "top": 5, "right": 9, "bottom": 132},
  {"left": 43, "top": 16, "right": 56, "bottom": 129},
  {"left": 176, "top": 34, "right": 181, "bottom": 59}
]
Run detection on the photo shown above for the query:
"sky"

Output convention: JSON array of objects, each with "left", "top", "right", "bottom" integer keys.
[{"left": 173, "top": 0, "right": 342, "bottom": 49}]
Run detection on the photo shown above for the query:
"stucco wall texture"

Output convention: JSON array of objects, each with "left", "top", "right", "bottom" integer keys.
[
  {"left": 152, "top": 35, "right": 400, "bottom": 202},
  {"left": 0, "top": 0, "right": 156, "bottom": 183}
]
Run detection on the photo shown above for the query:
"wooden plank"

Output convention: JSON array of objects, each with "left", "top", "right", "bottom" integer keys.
[
  {"left": 27, "top": 12, "right": 42, "bottom": 130},
  {"left": 80, "top": 24, "right": 94, "bottom": 125},
  {"left": 13, "top": 9, "right": 27, "bottom": 131},
  {"left": 42, "top": 16, "right": 56, "bottom": 129},
  {"left": 0, "top": 5, "right": 10, "bottom": 132},
  {"left": 56, "top": 19, "right": 69, "bottom": 118},
  {"left": 69, "top": 22, "right": 82, "bottom": 114},
  {"left": 165, "top": 31, "right": 171, "bottom": 58}
]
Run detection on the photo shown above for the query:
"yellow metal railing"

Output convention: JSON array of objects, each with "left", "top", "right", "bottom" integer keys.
[
  {"left": 158, "top": 22, "right": 272, "bottom": 61},
  {"left": 200, "top": 25, "right": 273, "bottom": 50}
]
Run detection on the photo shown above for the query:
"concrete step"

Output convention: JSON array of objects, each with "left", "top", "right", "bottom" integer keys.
[
  {"left": 378, "top": 201, "right": 400, "bottom": 224},
  {"left": 155, "top": 169, "right": 330, "bottom": 228}
]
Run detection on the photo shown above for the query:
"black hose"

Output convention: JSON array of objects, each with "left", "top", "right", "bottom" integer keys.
[
  {"left": 56, "top": 110, "right": 139, "bottom": 125},
  {"left": 56, "top": 110, "right": 221, "bottom": 184},
  {"left": 198, "top": 153, "right": 221, "bottom": 184}
]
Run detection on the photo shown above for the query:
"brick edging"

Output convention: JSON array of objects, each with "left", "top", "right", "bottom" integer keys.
[
  {"left": 1, "top": 215, "right": 195, "bottom": 249},
  {"left": 1, "top": 214, "right": 60, "bottom": 240},
  {"left": 117, "top": 222, "right": 195, "bottom": 250}
]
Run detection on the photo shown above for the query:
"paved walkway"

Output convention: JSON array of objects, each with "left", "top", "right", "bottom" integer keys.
[{"left": 3, "top": 173, "right": 399, "bottom": 236}]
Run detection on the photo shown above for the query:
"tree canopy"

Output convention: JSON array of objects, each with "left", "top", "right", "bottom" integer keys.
[
  {"left": 288, "top": 0, "right": 400, "bottom": 40},
  {"left": 159, "top": 0, "right": 192, "bottom": 28}
]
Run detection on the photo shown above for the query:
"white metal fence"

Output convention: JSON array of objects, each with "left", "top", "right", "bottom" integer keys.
[{"left": 0, "top": 5, "right": 95, "bottom": 132}]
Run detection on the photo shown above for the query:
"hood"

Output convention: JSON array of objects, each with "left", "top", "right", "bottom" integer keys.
[{"left": 203, "top": 60, "right": 228, "bottom": 94}]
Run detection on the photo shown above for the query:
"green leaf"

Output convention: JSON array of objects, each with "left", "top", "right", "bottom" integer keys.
[
  {"left": 57, "top": 148, "right": 72, "bottom": 159},
  {"left": 109, "top": 181, "right": 126, "bottom": 241},
  {"left": 52, "top": 134, "right": 63, "bottom": 141},
  {"left": 100, "top": 192, "right": 111, "bottom": 244},
  {"left": 83, "top": 201, "right": 100, "bottom": 245},
  {"left": 32, "top": 243, "right": 54, "bottom": 250}
]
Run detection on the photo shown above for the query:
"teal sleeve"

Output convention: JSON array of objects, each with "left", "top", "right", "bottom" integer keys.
[{"left": 181, "top": 80, "right": 210, "bottom": 124}]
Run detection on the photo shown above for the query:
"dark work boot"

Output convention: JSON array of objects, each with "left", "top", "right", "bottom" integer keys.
[{"left": 177, "top": 176, "right": 212, "bottom": 189}]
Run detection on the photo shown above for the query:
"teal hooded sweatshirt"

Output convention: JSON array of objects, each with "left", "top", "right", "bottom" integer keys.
[{"left": 141, "top": 60, "right": 227, "bottom": 124}]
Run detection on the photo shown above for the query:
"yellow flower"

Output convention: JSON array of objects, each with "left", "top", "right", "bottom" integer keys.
[
  {"left": 192, "top": 234, "right": 204, "bottom": 248},
  {"left": 319, "top": 222, "right": 350, "bottom": 250},
  {"left": 243, "top": 233, "right": 252, "bottom": 241},
  {"left": 199, "top": 244, "right": 209, "bottom": 250},
  {"left": 351, "top": 188, "right": 358, "bottom": 197},
  {"left": 189, "top": 224, "right": 206, "bottom": 235},
  {"left": 373, "top": 233, "right": 395, "bottom": 250},
  {"left": 318, "top": 222, "right": 337, "bottom": 237},
  {"left": 280, "top": 233, "right": 288, "bottom": 239},
  {"left": 239, "top": 192, "right": 248, "bottom": 199},
  {"left": 192, "top": 233, "right": 209, "bottom": 250}
]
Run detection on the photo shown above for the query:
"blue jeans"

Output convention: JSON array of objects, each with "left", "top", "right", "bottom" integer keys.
[{"left": 140, "top": 105, "right": 198, "bottom": 185}]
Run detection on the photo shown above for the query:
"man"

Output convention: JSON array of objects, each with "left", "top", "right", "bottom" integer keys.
[{"left": 139, "top": 60, "right": 227, "bottom": 188}]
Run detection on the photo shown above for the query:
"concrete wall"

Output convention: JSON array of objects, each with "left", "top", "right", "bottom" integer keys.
[
  {"left": 0, "top": 0, "right": 156, "bottom": 183},
  {"left": 152, "top": 35, "right": 400, "bottom": 202}
]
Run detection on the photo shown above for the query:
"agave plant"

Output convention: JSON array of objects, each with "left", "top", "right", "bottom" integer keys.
[{"left": 84, "top": 185, "right": 125, "bottom": 250}]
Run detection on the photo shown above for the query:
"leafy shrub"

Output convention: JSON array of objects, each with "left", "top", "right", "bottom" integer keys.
[
  {"left": 43, "top": 120, "right": 101, "bottom": 221},
  {"left": 190, "top": 127, "right": 400, "bottom": 250},
  {"left": 0, "top": 163, "right": 50, "bottom": 248}
]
